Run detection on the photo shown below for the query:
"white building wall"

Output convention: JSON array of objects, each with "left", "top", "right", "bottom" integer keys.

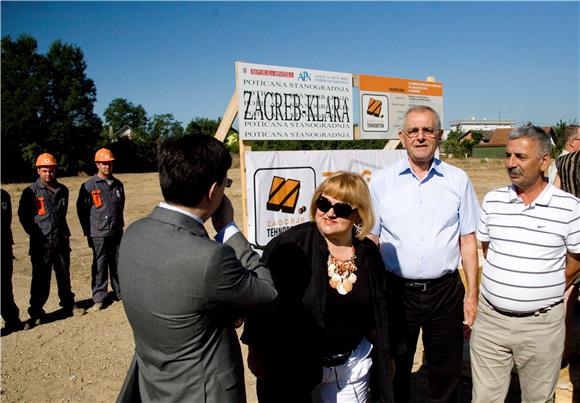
[{"left": 449, "top": 119, "right": 515, "bottom": 132}]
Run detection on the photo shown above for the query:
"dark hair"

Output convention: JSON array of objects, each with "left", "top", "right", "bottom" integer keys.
[{"left": 158, "top": 135, "right": 232, "bottom": 207}]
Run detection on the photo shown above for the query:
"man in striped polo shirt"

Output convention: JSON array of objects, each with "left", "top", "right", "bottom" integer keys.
[{"left": 470, "top": 125, "right": 580, "bottom": 402}]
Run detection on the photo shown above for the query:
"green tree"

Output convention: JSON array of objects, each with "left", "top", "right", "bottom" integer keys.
[
  {"left": 1, "top": 35, "right": 102, "bottom": 181},
  {"left": 185, "top": 117, "right": 218, "bottom": 136},
  {"left": 130, "top": 113, "right": 183, "bottom": 167},
  {"left": 100, "top": 98, "right": 150, "bottom": 172},
  {"left": 1, "top": 35, "right": 47, "bottom": 181},
  {"left": 440, "top": 126, "right": 482, "bottom": 158},
  {"left": 42, "top": 40, "right": 102, "bottom": 174},
  {"left": 148, "top": 113, "right": 184, "bottom": 142},
  {"left": 103, "top": 98, "right": 148, "bottom": 136},
  {"left": 463, "top": 129, "right": 484, "bottom": 157},
  {"left": 185, "top": 117, "right": 239, "bottom": 154}
]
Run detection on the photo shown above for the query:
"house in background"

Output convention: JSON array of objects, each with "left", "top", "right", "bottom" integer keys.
[
  {"left": 471, "top": 127, "right": 555, "bottom": 158},
  {"left": 109, "top": 125, "right": 134, "bottom": 142},
  {"left": 460, "top": 129, "right": 494, "bottom": 143},
  {"left": 449, "top": 117, "right": 516, "bottom": 132}
]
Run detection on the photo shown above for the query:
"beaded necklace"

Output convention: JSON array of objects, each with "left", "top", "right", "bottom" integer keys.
[{"left": 327, "top": 246, "right": 357, "bottom": 295}]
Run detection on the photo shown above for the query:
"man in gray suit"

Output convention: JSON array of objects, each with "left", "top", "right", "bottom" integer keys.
[{"left": 117, "top": 135, "right": 278, "bottom": 402}]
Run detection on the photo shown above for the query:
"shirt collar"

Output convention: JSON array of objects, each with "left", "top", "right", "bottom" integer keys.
[
  {"left": 36, "top": 178, "right": 60, "bottom": 190},
  {"left": 507, "top": 183, "right": 553, "bottom": 207},
  {"left": 36, "top": 178, "right": 47, "bottom": 189},
  {"left": 95, "top": 174, "right": 114, "bottom": 182},
  {"left": 158, "top": 202, "right": 204, "bottom": 226},
  {"left": 397, "top": 157, "right": 443, "bottom": 180}
]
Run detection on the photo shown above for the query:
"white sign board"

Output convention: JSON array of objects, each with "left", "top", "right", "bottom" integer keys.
[
  {"left": 237, "top": 62, "right": 353, "bottom": 140},
  {"left": 359, "top": 75, "right": 443, "bottom": 140},
  {"left": 245, "top": 149, "right": 407, "bottom": 248}
]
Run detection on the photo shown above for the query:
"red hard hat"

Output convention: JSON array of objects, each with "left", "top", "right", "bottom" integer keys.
[
  {"left": 95, "top": 148, "right": 115, "bottom": 162},
  {"left": 35, "top": 153, "right": 57, "bottom": 167}
]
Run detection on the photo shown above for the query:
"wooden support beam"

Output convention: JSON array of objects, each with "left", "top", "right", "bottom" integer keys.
[{"left": 215, "top": 91, "right": 238, "bottom": 142}]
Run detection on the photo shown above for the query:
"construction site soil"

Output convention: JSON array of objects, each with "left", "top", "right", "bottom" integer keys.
[{"left": 1, "top": 157, "right": 577, "bottom": 402}]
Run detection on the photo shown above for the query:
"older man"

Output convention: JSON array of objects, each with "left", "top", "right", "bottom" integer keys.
[
  {"left": 370, "top": 106, "right": 480, "bottom": 402},
  {"left": 471, "top": 125, "right": 580, "bottom": 402}
]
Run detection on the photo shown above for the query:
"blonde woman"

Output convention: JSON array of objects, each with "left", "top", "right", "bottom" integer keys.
[{"left": 242, "top": 171, "right": 404, "bottom": 403}]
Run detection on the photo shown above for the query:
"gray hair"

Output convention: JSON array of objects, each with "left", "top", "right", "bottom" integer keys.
[
  {"left": 403, "top": 106, "right": 441, "bottom": 131},
  {"left": 508, "top": 124, "right": 552, "bottom": 156}
]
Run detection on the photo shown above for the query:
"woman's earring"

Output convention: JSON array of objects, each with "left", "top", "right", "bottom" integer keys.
[{"left": 354, "top": 222, "right": 362, "bottom": 234}]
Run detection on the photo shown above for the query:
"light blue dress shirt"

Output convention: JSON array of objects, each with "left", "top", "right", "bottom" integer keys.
[{"left": 370, "top": 158, "right": 479, "bottom": 280}]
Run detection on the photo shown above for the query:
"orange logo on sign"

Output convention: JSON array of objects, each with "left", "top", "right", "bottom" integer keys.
[
  {"left": 267, "top": 176, "right": 300, "bottom": 213},
  {"left": 367, "top": 98, "right": 382, "bottom": 117}
]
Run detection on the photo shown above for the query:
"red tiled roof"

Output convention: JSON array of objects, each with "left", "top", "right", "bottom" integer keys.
[
  {"left": 479, "top": 127, "right": 554, "bottom": 147},
  {"left": 486, "top": 128, "right": 512, "bottom": 146}
]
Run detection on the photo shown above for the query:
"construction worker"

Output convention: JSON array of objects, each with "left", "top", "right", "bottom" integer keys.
[
  {"left": 77, "top": 148, "right": 125, "bottom": 311},
  {"left": 18, "top": 153, "right": 85, "bottom": 329}
]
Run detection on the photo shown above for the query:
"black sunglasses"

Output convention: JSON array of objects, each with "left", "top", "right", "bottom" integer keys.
[{"left": 316, "top": 196, "right": 356, "bottom": 218}]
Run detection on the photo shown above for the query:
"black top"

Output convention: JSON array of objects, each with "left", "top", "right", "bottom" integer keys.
[
  {"left": 242, "top": 222, "right": 405, "bottom": 402},
  {"left": 322, "top": 257, "right": 372, "bottom": 356}
]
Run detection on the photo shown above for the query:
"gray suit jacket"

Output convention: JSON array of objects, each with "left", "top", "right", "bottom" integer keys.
[{"left": 117, "top": 206, "right": 278, "bottom": 403}]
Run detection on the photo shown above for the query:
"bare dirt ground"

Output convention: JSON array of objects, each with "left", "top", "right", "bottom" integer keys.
[{"left": 1, "top": 157, "right": 577, "bottom": 402}]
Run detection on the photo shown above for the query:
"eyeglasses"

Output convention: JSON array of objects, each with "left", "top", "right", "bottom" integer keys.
[
  {"left": 401, "top": 127, "right": 440, "bottom": 139},
  {"left": 316, "top": 195, "right": 356, "bottom": 218},
  {"left": 223, "top": 178, "right": 233, "bottom": 188}
]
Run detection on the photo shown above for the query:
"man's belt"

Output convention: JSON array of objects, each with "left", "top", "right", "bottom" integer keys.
[
  {"left": 399, "top": 270, "right": 458, "bottom": 292},
  {"left": 321, "top": 351, "right": 351, "bottom": 367},
  {"left": 485, "top": 296, "right": 564, "bottom": 318}
]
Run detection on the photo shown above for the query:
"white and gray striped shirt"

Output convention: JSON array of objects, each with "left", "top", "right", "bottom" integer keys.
[{"left": 477, "top": 184, "right": 580, "bottom": 312}]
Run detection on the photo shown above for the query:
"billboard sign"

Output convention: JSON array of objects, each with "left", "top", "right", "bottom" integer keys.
[
  {"left": 359, "top": 75, "right": 443, "bottom": 140},
  {"left": 237, "top": 62, "right": 353, "bottom": 140}
]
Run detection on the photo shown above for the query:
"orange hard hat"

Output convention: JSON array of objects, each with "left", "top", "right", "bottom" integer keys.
[
  {"left": 95, "top": 148, "right": 115, "bottom": 162},
  {"left": 35, "top": 153, "right": 57, "bottom": 167}
]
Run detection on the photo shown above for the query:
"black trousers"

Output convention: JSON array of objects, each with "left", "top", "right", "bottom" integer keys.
[
  {"left": 392, "top": 272, "right": 464, "bottom": 403},
  {"left": 90, "top": 236, "right": 121, "bottom": 303},
  {"left": 29, "top": 247, "right": 75, "bottom": 318},
  {"left": 256, "top": 378, "right": 314, "bottom": 403},
  {"left": 1, "top": 245, "right": 21, "bottom": 324}
]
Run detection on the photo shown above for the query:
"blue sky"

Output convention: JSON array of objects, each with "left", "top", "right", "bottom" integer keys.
[{"left": 2, "top": 1, "right": 578, "bottom": 129}]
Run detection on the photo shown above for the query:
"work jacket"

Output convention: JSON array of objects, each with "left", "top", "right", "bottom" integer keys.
[
  {"left": 18, "top": 179, "right": 71, "bottom": 254},
  {"left": 77, "top": 175, "right": 125, "bottom": 238}
]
